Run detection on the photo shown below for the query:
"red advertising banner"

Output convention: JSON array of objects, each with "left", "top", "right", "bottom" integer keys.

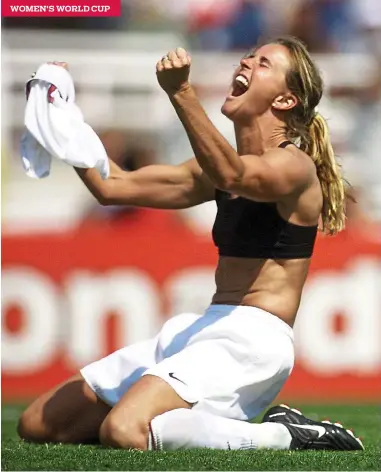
[
  {"left": 1, "top": 0, "right": 120, "bottom": 17},
  {"left": 2, "top": 210, "right": 381, "bottom": 402}
]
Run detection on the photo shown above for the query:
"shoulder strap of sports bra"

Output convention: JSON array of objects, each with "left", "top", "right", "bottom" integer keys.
[{"left": 278, "top": 140, "right": 294, "bottom": 149}]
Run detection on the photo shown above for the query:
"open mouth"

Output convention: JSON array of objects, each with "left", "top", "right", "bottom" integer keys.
[{"left": 231, "top": 74, "right": 249, "bottom": 97}]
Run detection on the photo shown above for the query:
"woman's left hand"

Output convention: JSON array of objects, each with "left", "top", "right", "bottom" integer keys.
[{"left": 156, "top": 48, "right": 191, "bottom": 95}]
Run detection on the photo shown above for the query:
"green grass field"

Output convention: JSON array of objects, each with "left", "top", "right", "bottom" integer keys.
[{"left": 2, "top": 404, "right": 380, "bottom": 471}]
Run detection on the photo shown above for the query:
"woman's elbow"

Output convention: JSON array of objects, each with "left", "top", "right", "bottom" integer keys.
[
  {"left": 215, "top": 175, "right": 243, "bottom": 192},
  {"left": 97, "top": 195, "right": 111, "bottom": 206},
  {"left": 96, "top": 185, "right": 113, "bottom": 206},
  {"left": 96, "top": 189, "right": 126, "bottom": 207}
]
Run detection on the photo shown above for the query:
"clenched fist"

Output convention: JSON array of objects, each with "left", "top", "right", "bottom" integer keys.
[{"left": 156, "top": 48, "right": 191, "bottom": 95}]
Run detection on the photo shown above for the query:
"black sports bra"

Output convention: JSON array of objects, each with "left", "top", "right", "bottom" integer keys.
[{"left": 211, "top": 141, "right": 318, "bottom": 259}]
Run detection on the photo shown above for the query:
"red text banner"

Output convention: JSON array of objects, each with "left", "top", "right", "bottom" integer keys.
[
  {"left": 1, "top": 0, "right": 120, "bottom": 17},
  {"left": 2, "top": 211, "right": 381, "bottom": 402}
]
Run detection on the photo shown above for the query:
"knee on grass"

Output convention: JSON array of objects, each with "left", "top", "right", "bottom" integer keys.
[
  {"left": 99, "top": 415, "right": 149, "bottom": 450},
  {"left": 18, "top": 410, "right": 53, "bottom": 443},
  {"left": 18, "top": 410, "right": 73, "bottom": 444}
]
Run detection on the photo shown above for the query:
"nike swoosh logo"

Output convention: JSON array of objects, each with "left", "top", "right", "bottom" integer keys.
[
  {"left": 168, "top": 372, "right": 186, "bottom": 385},
  {"left": 290, "top": 423, "right": 326, "bottom": 438}
]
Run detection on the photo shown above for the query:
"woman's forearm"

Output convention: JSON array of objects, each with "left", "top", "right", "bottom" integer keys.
[
  {"left": 74, "top": 158, "right": 125, "bottom": 204},
  {"left": 169, "top": 86, "right": 244, "bottom": 187},
  {"left": 74, "top": 167, "right": 110, "bottom": 203}
]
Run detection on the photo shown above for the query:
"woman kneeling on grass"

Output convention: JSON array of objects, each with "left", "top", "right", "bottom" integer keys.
[{"left": 18, "top": 36, "right": 363, "bottom": 452}]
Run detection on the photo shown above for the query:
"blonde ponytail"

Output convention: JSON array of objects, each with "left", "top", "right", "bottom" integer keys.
[
  {"left": 268, "top": 35, "right": 348, "bottom": 234},
  {"left": 301, "top": 113, "right": 346, "bottom": 235}
]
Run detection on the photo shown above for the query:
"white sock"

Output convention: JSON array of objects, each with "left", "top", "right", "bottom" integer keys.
[{"left": 149, "top": 408, "right": 292, "bottom": 451}]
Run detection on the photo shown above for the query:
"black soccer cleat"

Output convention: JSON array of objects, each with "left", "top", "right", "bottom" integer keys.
[
  {"left": 262, "top": 404, "right": 314, "bottom": 425},
  {"left": 262, "top": 404, "right": 364, "bottom": 451},
  {"left": 283, "top": 421, "right": 364, "bottom": 450}
]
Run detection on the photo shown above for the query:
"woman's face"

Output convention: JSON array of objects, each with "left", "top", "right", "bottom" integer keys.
[{"left": 221, "top": 43, "right": 294, "bottom": 123}]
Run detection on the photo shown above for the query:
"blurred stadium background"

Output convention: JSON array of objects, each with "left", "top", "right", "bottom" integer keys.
[{"left": 2, "top": 0, "right": 381, "bottom": 405}]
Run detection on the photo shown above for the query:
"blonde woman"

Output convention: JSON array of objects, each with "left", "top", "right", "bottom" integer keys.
[{"left": 18, "top": 37, "right": 363, "bottom": 452}]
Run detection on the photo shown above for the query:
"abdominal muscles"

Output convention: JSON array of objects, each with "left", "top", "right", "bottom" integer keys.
[{"left": 212, "top": 256, "right": 311, "bottom": 327}]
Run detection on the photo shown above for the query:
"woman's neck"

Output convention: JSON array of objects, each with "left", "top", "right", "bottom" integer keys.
[{"left": 234, "top": 114, "right": 287, "bottom": 156}]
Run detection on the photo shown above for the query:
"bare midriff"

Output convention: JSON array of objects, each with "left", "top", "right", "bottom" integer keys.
[{"left": 211, "top": 255, "right": 311, "bottom": 327}]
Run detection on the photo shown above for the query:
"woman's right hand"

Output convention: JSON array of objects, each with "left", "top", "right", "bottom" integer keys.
[
  {"left": 48, "top": 61, "right": 69, "bottom": 70},
  {"left": 27, "top": 61, "right": 68, "bottom": 100}
]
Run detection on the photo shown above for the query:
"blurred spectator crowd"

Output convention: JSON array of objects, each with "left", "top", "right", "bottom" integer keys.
[
  {"left": 5, "top": 0, "right": 381, "bottom": 55},
  {"left": 3, "top": 0, "right": 381, "bottom": 235}
]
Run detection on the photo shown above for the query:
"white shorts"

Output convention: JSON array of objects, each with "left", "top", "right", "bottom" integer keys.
[{"left": 81, "top": 305, "right": 294, "bottom": 421}]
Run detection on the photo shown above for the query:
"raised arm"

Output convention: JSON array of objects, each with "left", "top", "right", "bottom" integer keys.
[
  {"left": 41, "top": 62, "right": 214, "bottom": 209},
  {"left": 75, "top": 157, "right": 215, "bottom": 209},
  {"left": 156, "top": 50, "right": 314, "bottom": 202}
]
